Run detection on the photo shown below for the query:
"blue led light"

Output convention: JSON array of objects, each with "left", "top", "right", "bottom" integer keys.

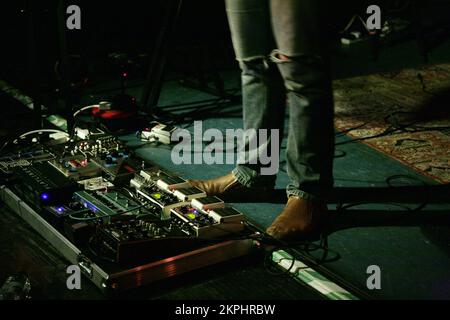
[
  {"left": 56, "top": 207, "right": 64, "bottom": 213},
  {"left": 41, "top": 193, "right": 49, "bottom": 200}
]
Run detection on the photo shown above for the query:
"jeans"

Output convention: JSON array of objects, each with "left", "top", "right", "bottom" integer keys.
[{"left": 226, "top": 0, "right": 335, "bottom": 201}]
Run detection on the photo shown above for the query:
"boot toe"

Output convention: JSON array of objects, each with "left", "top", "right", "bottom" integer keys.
[
  {"left": 266, "top": 224, "right": 303, "bottom": 241},
  {"left": 266, "top": 197, "right": 328, "bottom": 241}
]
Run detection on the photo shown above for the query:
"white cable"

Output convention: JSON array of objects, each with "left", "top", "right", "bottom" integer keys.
[
  {"left": 18, "top": 129, "right": 69, "bottom": 139},
  {"left": 339, "top": 14, "right": 370, "bottom": 34},
  {"left": 73, "top": 104, "right": 99, "bottom": 118},
  {"left": 340, "top": 15, "right": 358, "bottom": 34}
]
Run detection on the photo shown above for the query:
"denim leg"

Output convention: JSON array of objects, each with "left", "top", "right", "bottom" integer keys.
[
  {"left": 225, "top": 0, "right": 272, "bottom": 61},
  {"left": 226, "top": 0, "right": 286, "bottom": 188},
  {"left": 270, "top": 0, "right": 335, "bottom": 201}
]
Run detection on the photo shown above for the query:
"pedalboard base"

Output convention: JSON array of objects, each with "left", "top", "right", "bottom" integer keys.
[{"left": 0, "top": 186, "right": 255, "bottom": 293}]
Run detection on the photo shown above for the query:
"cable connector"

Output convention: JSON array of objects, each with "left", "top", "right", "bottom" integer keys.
[{"left": 98, "top": 101, "right": 111, "bottom": 111}]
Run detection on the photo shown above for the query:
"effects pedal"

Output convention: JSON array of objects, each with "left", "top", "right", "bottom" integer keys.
[
  {"left": 0, "top": 147, "right": 54, "bottom": 175},
  {"left": 156, "top": 172, "right": 191, "bottom": 191},
  {"left": 130, "top": 170, "right": 206, "bottom": 218},
  {"left": 91, "top": 217, "right": 201, "bottom": 264},
  {"left": 191, "top": 196, "right": 225, "bottom": 211},
  {"left": 77, "top": 176, "right": 114, "bottom": 191},
  {"left": 139, "top": 123, "right": 177, "bottom": 145},
  {"left": 170, "top": 204, "right": 244, "bottom": 238},
  {"left": 208, "top": 206, "right": 244, "bottom": 224},
  {"left": 11, "top": 161, "right": 81, "bottom": 207},
  {"left": 48, "top": 155, "right": 101, "bottom": 180},
  {"left": 135, "top": 184, "right": 186, "bottom": 219},
  {"left": 172, "top": 186, "right": 206, "bottom": 202},
  {"left": 73, "top": 190, "right": 159, "bottom": 223},
  {"left": 91, "top": 147, "right": 140, "bottom": 184}
]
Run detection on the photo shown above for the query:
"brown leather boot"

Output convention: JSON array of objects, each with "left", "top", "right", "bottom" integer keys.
[
  {"left": 187, "top": 172, "right": 241, "bottom": 196},
  {"left": 187, "top": 172, "right": 274, "bottom": 201},
  {"left": 266, "top": 196, "right": 328, "bottom": 241}
]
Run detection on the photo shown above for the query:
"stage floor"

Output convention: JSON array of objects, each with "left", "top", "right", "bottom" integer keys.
[
  {"left": 124, "top": 115, "right": 450, "bottom": 300},
  {"left": 1, "top": 38, "right": 450, "bottom": 299}
]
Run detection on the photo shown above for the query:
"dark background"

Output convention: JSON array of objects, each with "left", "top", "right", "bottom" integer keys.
[{"left": 0, "top": 1, "right": 382, "bottom": 96}]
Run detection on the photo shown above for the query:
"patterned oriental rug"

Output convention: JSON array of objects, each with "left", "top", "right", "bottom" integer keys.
[{"left": 333, "top": 63, "right": 450, "bottom": 184}]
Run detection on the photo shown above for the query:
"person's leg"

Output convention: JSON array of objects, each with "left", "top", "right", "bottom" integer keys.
[
  {"left": 189, "top": 0, "right": 286, "bottom": 196},
  {"left": 266, "top": 0, "right": 334, "bottom": 240}
]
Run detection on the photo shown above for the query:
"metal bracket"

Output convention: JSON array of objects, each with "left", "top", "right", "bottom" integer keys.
[{"left": 77, "top": 254, "right": 93, "bottom": 279}]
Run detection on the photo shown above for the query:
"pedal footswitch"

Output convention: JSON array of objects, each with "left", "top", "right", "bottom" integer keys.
[{"left": 191, "top": 196, "right": 225, "bottom": 211}]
